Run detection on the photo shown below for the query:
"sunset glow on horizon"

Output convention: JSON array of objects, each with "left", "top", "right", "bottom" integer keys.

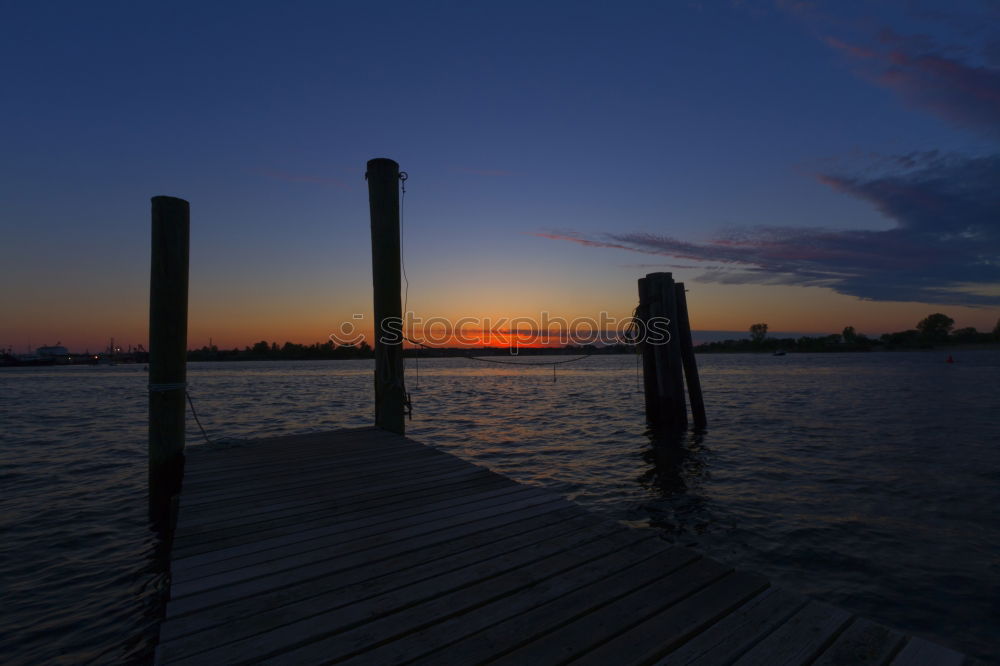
[{"left": 2, "top": 1, "right": 997, "bottom": 354}]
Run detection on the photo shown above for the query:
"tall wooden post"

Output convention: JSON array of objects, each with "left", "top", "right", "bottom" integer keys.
[
  {"left": 647, "top": 277, "right": 676, "bottom": 425},
  {"left": 366, "top": 158, "right": 405, "bottom": 434},
  {"left": 149, "top": 195, "right": 189, "bottom": 524},
  {"left": 636, "top": 277, "right": 659, "bottom": 419},
  {"left": 660, "top": 274, "right": 688, "bottom": 429},
  {"left": 675, "top": 283, "right": 707, "bottom": 428}
]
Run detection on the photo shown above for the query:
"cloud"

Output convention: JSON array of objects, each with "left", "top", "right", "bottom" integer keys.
[
  {"left": 536, "top": 152, "right": 1000, "bottom": 306},
  {"left": 823, "top": 27, "right": 1000, "bottom": 136}
]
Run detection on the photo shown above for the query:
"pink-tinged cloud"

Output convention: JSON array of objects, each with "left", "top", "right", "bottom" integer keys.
[
  {"left": 824, "top": 29, "right": 1000, "bottom": 136},
  {"left": 536, "top": 152, "right": 1000, "bottom": 306}
]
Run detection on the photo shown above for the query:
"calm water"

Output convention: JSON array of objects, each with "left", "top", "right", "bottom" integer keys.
[{"left": 2, "top": 352, "right": 999, "bottom": 663}]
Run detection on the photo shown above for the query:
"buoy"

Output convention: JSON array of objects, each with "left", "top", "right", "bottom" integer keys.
[{"left": 946, "top": 355, "right": 954, "bottom": 363}]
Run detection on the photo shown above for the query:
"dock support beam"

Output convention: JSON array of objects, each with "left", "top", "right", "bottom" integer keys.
[
  {"left": 637, "top": 272, "right": 705, "bottom": 433},
  {"left": 366, "top": 158, "right": 406, "bottom": 434},
  {"left": 149, "top": 195, "right": 189, "bottom": 524}
]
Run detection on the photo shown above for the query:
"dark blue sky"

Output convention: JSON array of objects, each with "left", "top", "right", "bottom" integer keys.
[{"left": 2, "top": 1, "right": 997, "bottom": 350}]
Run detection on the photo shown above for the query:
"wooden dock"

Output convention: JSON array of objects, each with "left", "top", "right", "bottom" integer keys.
[{"left": 155, "top": 427, "right": 969, "bottom": 665}]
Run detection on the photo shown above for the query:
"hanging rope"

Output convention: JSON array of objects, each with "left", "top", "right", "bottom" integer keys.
[
  {"left": 397, "top": 171, "right": 413, "bottom": 417},
  {"left": 400, "top": 171, "right": 409, "bottom": 317},
  {"left": 185, "top": 390, "right": 213, "bottom": 445}
]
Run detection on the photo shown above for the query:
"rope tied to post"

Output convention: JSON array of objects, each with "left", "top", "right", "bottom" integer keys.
[
  {"left": 147, "top": 382, "right": 187, "bottom": 392},
  {"left": 148, "top": 382, "right": 212, "bottom": 444}
]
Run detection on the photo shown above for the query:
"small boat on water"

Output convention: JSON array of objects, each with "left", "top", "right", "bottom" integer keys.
[{"left": 773, "top": 350, "right": 787, "bottom": 356}]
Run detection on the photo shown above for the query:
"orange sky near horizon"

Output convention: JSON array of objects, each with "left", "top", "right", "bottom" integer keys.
[
  {"left": 3, "top": 3, "right": 998, "bottom": 357},
  {"left": 3, "top": 273, "right": 997, "bottom": 353}
]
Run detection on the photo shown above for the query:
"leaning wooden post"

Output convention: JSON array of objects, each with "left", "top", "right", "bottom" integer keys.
[
  {"left": 149, "top": 195, "right": 189, "bottom": 524},
  {"left": 659, "top": 275, "right": 688, "bottom": 429},
  {"left": 675, "top": 282, "right": 707, "bottom": 428},
  {"left": 366, "top": 158, "right": 405, "bottom": 434}
]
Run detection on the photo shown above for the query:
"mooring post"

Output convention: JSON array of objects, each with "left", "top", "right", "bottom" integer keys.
[
  {"left": 148, "top": 195, "right": 189, "bottom": 525},
  {"left": 366, "top": 158, "right": 405, "bottom": 434},
  {"left": 636, "top": 277, "right": 659, "bottom": 420},
  {"left": 646, "top": 272, "right": 680, "bottom": 429},
  {"left": 661, "top": 275, "right": 688, "bottom": 429},
  {"left": 674, "top": 282, "right": 707, "bottom": 428}
]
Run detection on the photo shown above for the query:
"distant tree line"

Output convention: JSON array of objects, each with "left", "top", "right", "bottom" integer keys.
[
  {"left": 185, "top": 313, "right": 1000, "bottom": 361},
  {"left": 186, "top": 340, "right": 635, "bottom": 361},
  {"left": 187, "top": 340, "right": 373, "bottom": 361},
  {"left": 697, "top": 314, "right": 1000, "bottom": 353}
]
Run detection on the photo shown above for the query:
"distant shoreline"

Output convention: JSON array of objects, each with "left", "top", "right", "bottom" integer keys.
[{"left": 4, "top": 342, "right": 998, "bottom": 368}]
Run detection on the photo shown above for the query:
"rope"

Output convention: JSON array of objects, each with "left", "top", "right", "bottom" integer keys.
[
  {"left": 400, "top": 171, "right": 409, "bottom": 318},
  {"left": 185, "top": 391, "right": 213, "bottom": 445},
  {"left": 148, "top": 382, "right": 212, "bottom": 444},
  {"left": 148, "top": 382, "right": 186, "bottom": 392},
  {"left": 398, "top": 171, "right": 412, "bottom": 417}
]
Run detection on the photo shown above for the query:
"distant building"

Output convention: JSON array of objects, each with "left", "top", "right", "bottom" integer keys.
[{"left": 36, "top": 344, "right": 69, "bottom": 358}]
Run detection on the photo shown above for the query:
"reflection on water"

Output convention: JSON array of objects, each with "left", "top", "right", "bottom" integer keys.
[
  {"left": 639, "top": 429, "right": 712, "bottom": 540},
  {"left": 2, "top": 352, "right": 999, "bottom": 662}
]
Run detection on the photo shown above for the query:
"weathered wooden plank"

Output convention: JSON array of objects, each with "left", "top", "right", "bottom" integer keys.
[
  {"left": 178, "top": 448, "right": 471, "bottom": 507},
  {"left": 345, "top": 539, "right": 693, "bottom": 666},
  {"left": 170, "top": 486, "right": 539, "bottom": 595},
  {"left": 158, "top": 512, "right": 610, "bottom": 661},
  {"left": 174, "top": 468, "right": 516, "bottom": 535},
  {"left": 491, "top": 557, "right": 732, "bottom": 664},
  {"left": 177, "top": 462, "right": 502, "bottom": 520},
  {"left": 158, "top": 506, "right": 591, "bottom": 644},
  {"left": 180, "top": 444, "right": 453, "bottom": 495},
  {"left": 168, "top": 492, "right": 580, "bottom": 583},
  {"left": 732, "top": 600, "right": 853, "bottom": 666},
  {"left": 170, "top": 468, "right": 508, "bottom": 557},
  {"left": 655, "top": 587, "right": 807, "bottom": 666},
  {"left": 572, "top": 572, "right": 770, "bottom": 665},
  {"left": 181, "top": 430, "right": 413, "bottom": 476},
  {"left": 425, "top": 547, "right": 704, "bottom": 665},
  {"left": 171, "top": 481, "right": 522, "bottom": 582},
  {"left": 181, "top": 436, "right": 447, "bottom": 486},
  {"left": 812, "top": 617, "right": 907, "bottom": 666},
  {"left": 172, "top": 471, "right": 517, "bottom": 547},
  {"left": 170, "top": 484, "right": 551, "bottom": 583},
  {"left": 165, "top": 493, "right": 575, "bottom": 617},
  {"left": 891, "top": 637, "right": 966, "bottom": 666},
  {"left": 257, "top": 528, "right": 661, "bottom": 666},
  {"left": 181, "top": 428, "right": 398, "bottom": 474},
  {"left": 167, "top": 522, "right": 652, "bottom": 664},
  {"left": 178, "top": 466, "right": 486, "bottom": 522},
  {"left": 157, "top": 428, "right": 969, "bottom": 666}
]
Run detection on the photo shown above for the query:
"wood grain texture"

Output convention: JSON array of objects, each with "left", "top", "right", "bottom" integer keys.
[{"left": 155, "top": 427, "right": 967, "bottom": 665}]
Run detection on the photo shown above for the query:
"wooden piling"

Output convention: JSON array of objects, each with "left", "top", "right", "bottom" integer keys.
[
  {"left": 647, "top": 276, "right": 677, "bottom": 428},
  {"left": 660, "top": 275, "right": 688, "bottom": 429},
  {"left": 637, "top": 272, "right": 706, "bottom": 432},
  {"left": 149, "top": 195, "right": 189, "bottom": 523},
  {"left": 366, "top": 158, "right": 406, "bottom": 434},
  {"left": 640, "top": 272, "right": 683, "bottom": 430},
  {"left": 675, "top": 282, "right": 707, "bottom": 429},
  {"left": 636, "top": 277, "right": 659, "bottom": 420}
]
